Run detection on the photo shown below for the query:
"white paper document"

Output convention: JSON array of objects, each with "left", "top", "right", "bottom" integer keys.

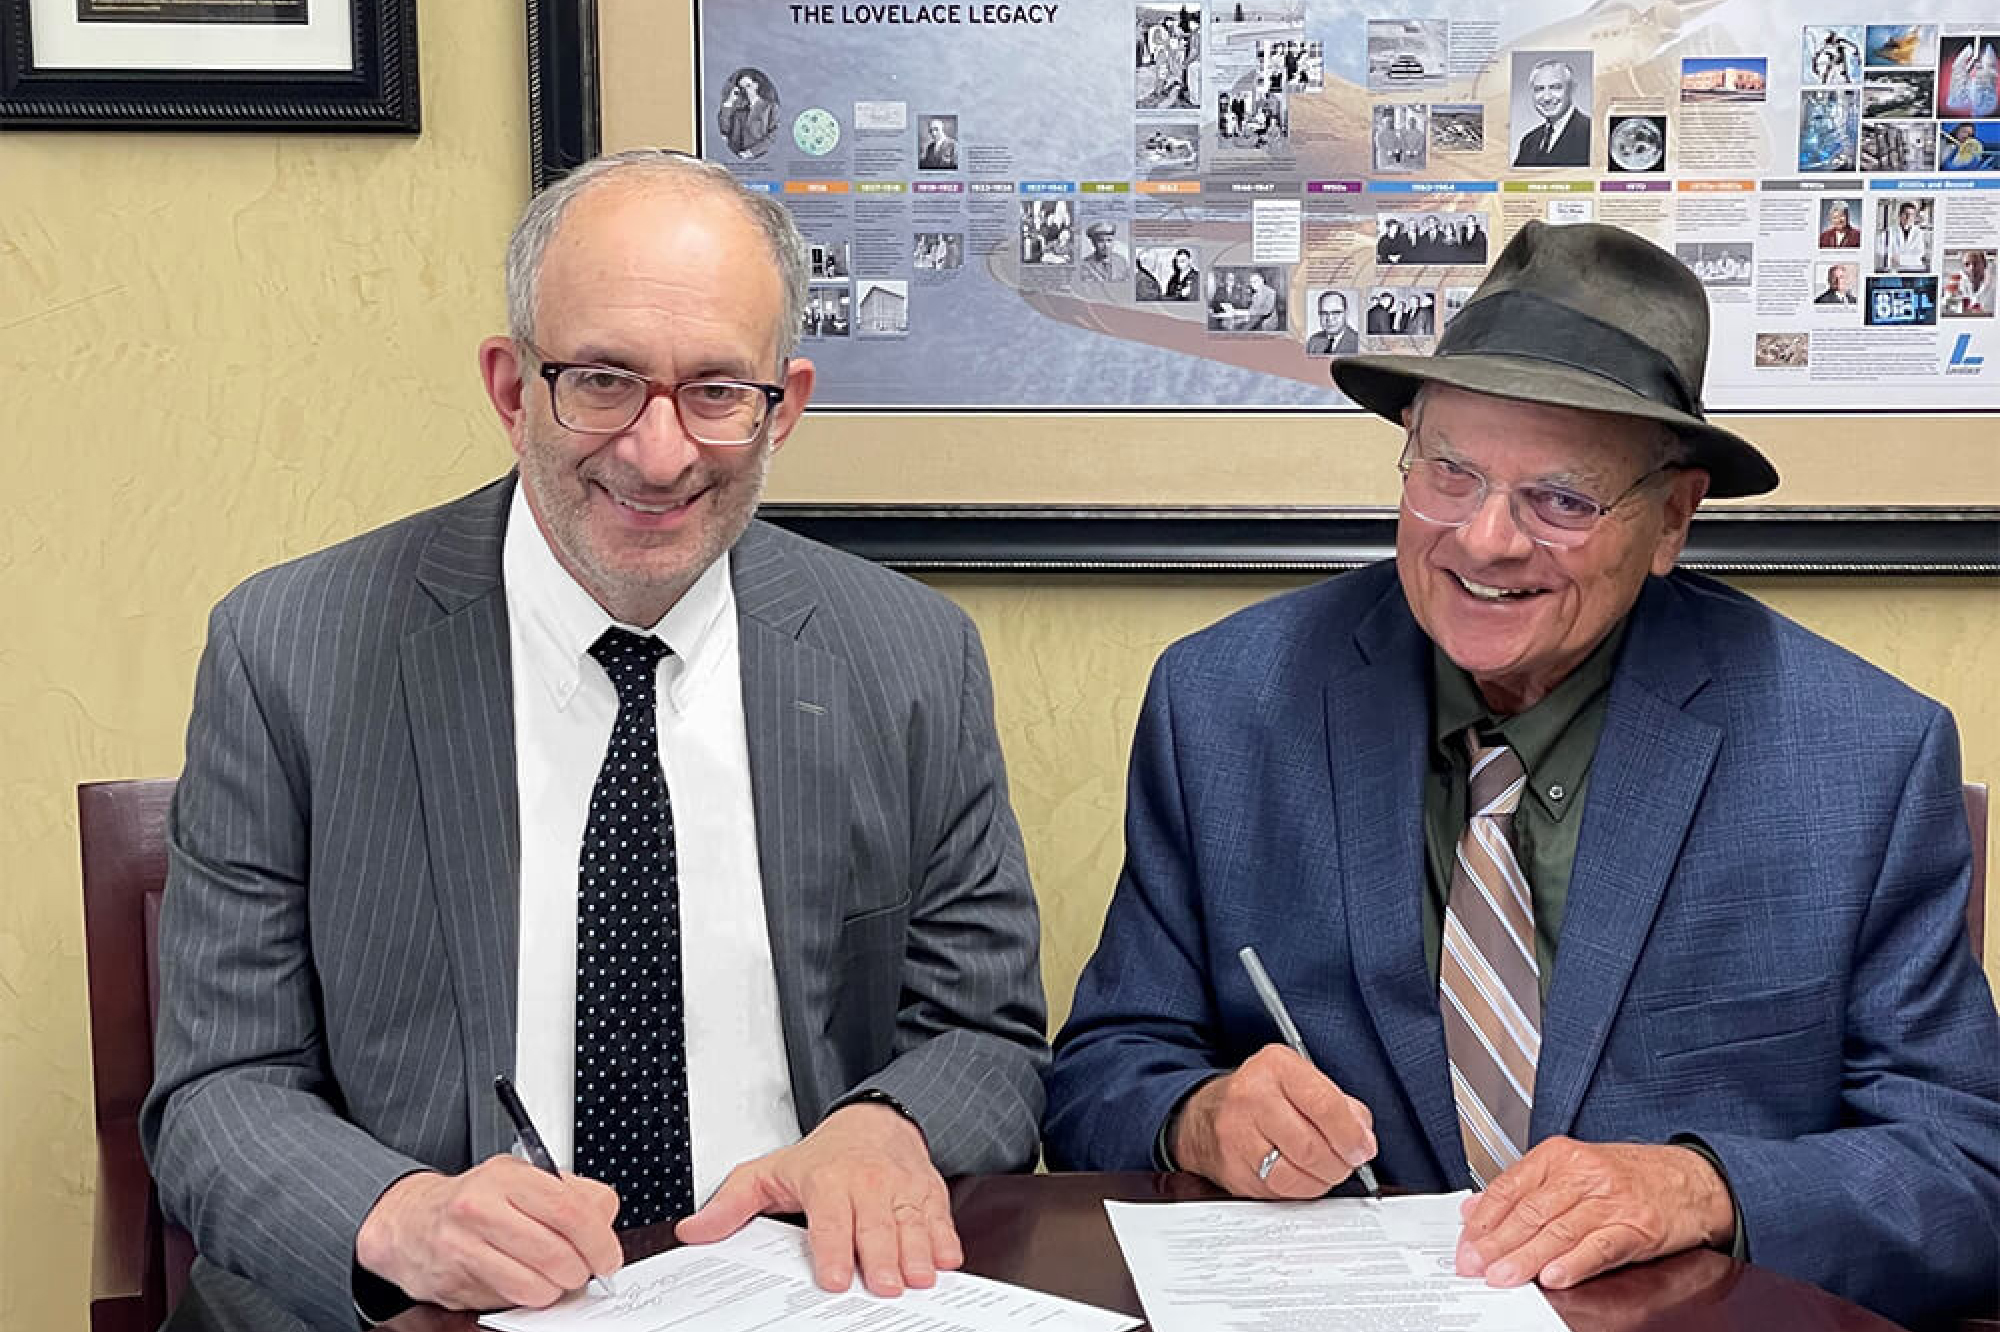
[
  {"left": 1105, "top": 1192, "right": 1569, "bottom": 1332},
  {"left": 479, "top": 1216, "right": 1140, "bottom": 1332}
]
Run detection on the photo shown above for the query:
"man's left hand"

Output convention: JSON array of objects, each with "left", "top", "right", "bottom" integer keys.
[
  {"left": 675, "top": 1102, "right": 959, "bottom": 1298},
  {"left": 1457, "top": 1138, "right": 1735, "bottom": 1290}
]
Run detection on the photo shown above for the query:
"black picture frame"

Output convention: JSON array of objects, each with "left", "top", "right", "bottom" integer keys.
[
  {"left": 0, "top": 0, "right": 419, "bottom": 132},
  {"left": 524, "top": 0, "right": 1997, "bottom": 577}
]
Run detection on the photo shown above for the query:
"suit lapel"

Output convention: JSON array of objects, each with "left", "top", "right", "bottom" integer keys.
[
  {"left": 401, "top": 478, "right": 521, "bottom": 1161},
  {"left": 1330, "top": 579, "right": 1465, "bottom": 1180},
  {"left": 1533, "top": 577, "right": 1720, "bottom": 1139},
  {"left": 731, "top": 523, "right": 849, "bottom": 1124}
]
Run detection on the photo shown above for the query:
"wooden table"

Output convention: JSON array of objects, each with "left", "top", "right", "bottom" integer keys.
[{"left": 361, "top": 1171, "right": 1903, "bottom": 1332}]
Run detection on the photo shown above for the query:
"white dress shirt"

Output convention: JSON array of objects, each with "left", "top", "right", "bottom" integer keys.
[{"left": 504, "top": 486, "right": 798, "bottom": 1205}]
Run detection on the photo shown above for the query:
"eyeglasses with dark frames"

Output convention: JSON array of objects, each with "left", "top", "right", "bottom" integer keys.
[
  {"left": 1397, "top": 437, "right": 1675, "bottom": 549},
  {"left": 526, "top": 343, "right": 786, "bottom": 446}
]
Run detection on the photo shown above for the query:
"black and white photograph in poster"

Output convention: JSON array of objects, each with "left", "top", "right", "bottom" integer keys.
[
  {"left": 1863, "top": 69, "right": 1934, "bottom": 119},
  {"left": 1079, "top": 221, "right": 1133, "bottom": 282},
  {"left": 1136, "top": 121, "right": 1201, "bottom": 174},
  {"left": 1676, "top": 241, "right": 1755, "bottom": 287},
  {"left": 1367, "top": 18, "right": 1447, "bottom": 90},
  {"left": 913, "top": 233, "right": 963, "bottom": 271},
  {"left": 1135, "top": 245, "right": 1200, "bottom": 302},
  {"left": 1303, "top": 287, "right": 1359, "bottom": 355},
  {"left": 1021, "top": 200, "right": 1075, "bottom": 265},
  {"left": 1365, "top": 287, "right": 1436, "bottom": 336},
  {"left": 718, "top": 68, "right": 781, "bottom": 159},
  {"left": 1429, "top": 103, "right": 1484, "bottom": 152},
  {"left": 802, "top": 284, "right": 851, "bottom": 338},
  {"left": 1259, "top": 38, "right": 1324, "bottom": 93},
  {"left": 917, "top": 114, "right": 960, "bottom": 170},
  {"left": 1217, "top": 81, "right": 1289, "bottom": 150},
  {"left": 1136, "top": 4, "right": 1202, "bottom": 110},
  {"left": 1371, "top": 103, "right": 1427, "bottom": 171},
  {"left": 1862, "top": 119, "right": 1937, "bottom": 171},
  {"left": 1207, "top": 266, "right": 1287, "bottom": 332},
  {"left": 1803, "top": 25, "right": 1863, "bottom": 84},
  {"left": 1607, "top": 114, "right": 1667, "bottom": 171},
  {"left": 1511, "top": 50, "right": 1593, "bottom": 166},
  {"left": 1376, "top": 212, "right": 1488, "bottom": 265},
  {"left": 854, "top": 280, "right": 909, "bottom": 337},
  {"left": 809, "top": 241, "right": 848, "bottom": 279}
]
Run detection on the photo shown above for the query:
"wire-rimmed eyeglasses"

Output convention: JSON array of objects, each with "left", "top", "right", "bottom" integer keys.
[
  {"left": 527, "top": 343, "right": 785, "bottom": 446},
  {"left": 1397, "top": 437, "right": 1673, "bottom": 550}
]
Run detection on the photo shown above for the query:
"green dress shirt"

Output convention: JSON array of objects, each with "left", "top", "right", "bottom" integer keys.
[{"left": 1419, "top": 622, "right": 1626, "bottom": 990}]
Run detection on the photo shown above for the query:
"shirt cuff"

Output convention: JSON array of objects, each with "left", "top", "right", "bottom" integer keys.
[{"left": 1670, "top": 1134, "right": 1748, "bottom": 1261}]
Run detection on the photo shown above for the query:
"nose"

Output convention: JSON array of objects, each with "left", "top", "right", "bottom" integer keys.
[
  {"left": 1456, "top": 484, "right": 1537, "bottom": 561},
  {"left": 615, "top": 391, "right": 701, "bottom": 484}
]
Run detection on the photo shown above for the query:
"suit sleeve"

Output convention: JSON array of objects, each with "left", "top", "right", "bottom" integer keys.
[
  {"left": 140, "top": 599, "right": 426, "bottom": 1332},
  {"left": 1692, "top": 707, "right": 2000, "bottom": 1325},
  {"left": 851, "top": 610, "right": 1050, "bottom": 1176},
  {"left": 1044, "top": 652, "right": 1233, "bottom": 1171}
]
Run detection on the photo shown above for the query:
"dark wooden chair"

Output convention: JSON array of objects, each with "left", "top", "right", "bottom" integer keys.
[{"left": 79, "top": 778, "right": 192, "bottom": 1332}]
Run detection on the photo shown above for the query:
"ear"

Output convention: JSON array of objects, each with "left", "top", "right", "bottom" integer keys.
[
  {"left": 766, "top": 356, "right": 817, "bottom": 454},
  {"left": 1650, "top": 467, "right": 1710, "bottom": 576},
  {"left": 479, "top": 336, "right": 531, "bottom": 457}
]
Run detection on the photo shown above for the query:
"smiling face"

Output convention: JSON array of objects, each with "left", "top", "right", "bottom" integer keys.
[
  {"left": 479, "top": 178, "right": 814, "bottom": 626},
  {"left": 1318, "top": 293, "right": 1346, "bottom": 330},
  {"left": 1395, "top": 385, "right": 1707, "bottom": 714},
  {"left": 1529, "top": 63, "right": 1574, "bottom": 123}
]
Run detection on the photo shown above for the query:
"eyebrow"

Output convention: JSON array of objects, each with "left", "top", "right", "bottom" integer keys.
[{"left": 1413, "top": 434, "right": 1603, "bottom": 492}]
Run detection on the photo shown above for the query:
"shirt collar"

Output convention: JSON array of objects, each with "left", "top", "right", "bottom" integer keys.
[
  {"left": 1431, "top": 618, "right": 1629, "bottom": 821},
  {"left": 502, "top": 484, "right": 736, "bottom": 713}
]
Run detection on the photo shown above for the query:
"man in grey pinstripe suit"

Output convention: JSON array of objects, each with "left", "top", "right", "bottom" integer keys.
[{"left": 142, "top": 150, "right": 1048, "bottom": 1331}]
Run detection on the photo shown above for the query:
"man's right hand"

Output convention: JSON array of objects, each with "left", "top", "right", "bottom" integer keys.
[
  {"left": 1171, "top": 1045, "right": 1377, "bottom": 1198},
  {"left": 353, "top": 1156, "right": 623, "bottom": 1311}
]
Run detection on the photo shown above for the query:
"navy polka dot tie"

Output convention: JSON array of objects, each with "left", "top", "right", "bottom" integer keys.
[{"left": 574, "top": 628, "right": 694, "bottom": 1228}]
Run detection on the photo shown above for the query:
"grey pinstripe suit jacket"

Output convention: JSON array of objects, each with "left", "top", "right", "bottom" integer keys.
[{"left": 140, "top": 476, "right": 1049, "bottom": 1331}]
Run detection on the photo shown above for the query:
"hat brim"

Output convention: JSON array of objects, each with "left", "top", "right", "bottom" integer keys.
[{"left": 1330, "top": 351, "right": 1779, "bottom": 499}]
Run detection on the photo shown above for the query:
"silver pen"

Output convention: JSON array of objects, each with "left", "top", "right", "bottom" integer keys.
[{"left": 1237, "top": 945, "right": 1383, "bottom": 1198}]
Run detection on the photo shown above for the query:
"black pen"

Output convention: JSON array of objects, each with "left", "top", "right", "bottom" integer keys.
[
  {"left": 1237, "top": 946, "right": 1383, "bottom": 1198},
  {"left": 493, "top": 1074, "right": 618, "bottom": 1297}
]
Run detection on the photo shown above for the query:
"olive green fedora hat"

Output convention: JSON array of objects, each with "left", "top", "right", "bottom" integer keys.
[{"left": 1330, "top": 219, "right": 1778, "bottom": 498}]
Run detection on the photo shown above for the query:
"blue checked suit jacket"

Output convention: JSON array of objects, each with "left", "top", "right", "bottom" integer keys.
[
  {"left": 142, "top": 476, "right": 1048, "bottom": 1331},
  {"left": 1045, "top": 560, "right": 1999, "bottom": 1327}
]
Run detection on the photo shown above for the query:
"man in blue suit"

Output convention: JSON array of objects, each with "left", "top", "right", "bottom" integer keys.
[{"left": 1044, "top": 220, "right": 1999, "bottom": 1327}]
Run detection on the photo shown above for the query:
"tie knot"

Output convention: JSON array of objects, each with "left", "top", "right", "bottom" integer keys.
[
  {"left": 1465, "top": 732, "right": 1525, "bottom": 818},
  {"left": 589, "top": 628, "right": 670, "bottom": 705}
]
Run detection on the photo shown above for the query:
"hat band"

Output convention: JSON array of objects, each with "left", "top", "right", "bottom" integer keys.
[{"left": 1435, "top": 289, "right": 1704, "bottom": 418}]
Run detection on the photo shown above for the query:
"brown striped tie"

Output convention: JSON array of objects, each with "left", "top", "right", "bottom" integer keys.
[{"left": 1439, "top": 732, "right": 1540, "bottom": 1186}]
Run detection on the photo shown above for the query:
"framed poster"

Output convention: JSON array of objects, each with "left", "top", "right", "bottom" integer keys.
[
  {"left": 525, "top": 0, "right": 1998, "bottom": 573},
  {"left": 0, "top": 0, "right": 418, "bottom": 130}
]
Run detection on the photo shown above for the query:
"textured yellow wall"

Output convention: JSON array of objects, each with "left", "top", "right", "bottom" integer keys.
[
  {"left": 0, "top": 7, "right": 1994, "bottom": 1331},
  {"left": 0, "top": 6, "right": 529, "bottom": 1329}
]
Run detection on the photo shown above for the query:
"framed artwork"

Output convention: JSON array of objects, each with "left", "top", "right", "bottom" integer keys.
[
  {"left": 523, "top": 0, "right": 1996, "bottom": 575},
  {"left": 0, "top": 0, "right": 418, "bottom": 131}
]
